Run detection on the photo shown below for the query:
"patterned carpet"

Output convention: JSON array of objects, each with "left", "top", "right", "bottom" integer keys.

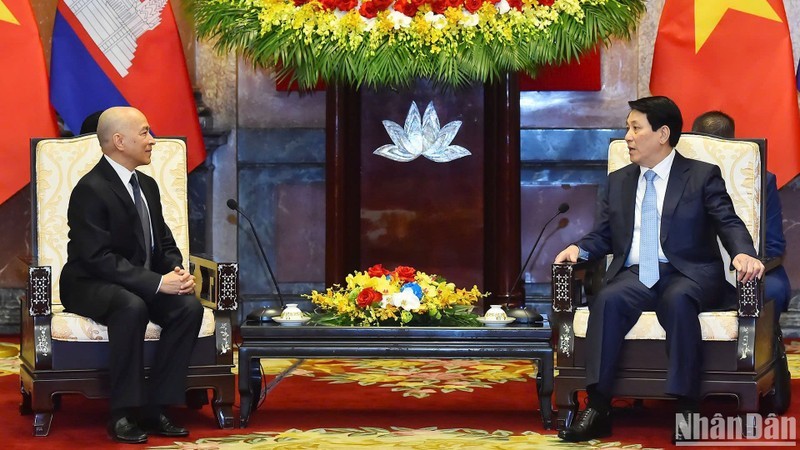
[{"left": 3, "top": 341, "right": 798, "bottom": 449}]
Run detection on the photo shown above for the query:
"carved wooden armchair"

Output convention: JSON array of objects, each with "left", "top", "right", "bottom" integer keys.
[
  {"left": 20, "top": 135, "right": 238, "bottom": 436},
  {"left": 551, "top": 134, "right": 781, "bottom": 429}
]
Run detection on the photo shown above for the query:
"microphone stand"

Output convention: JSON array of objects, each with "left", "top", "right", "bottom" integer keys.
[
  {"left": 229, "top": 200, "right": 285, "bottom": 322},
  {"left": 507, "top": 204, "right": 569, "bottom": 325}
]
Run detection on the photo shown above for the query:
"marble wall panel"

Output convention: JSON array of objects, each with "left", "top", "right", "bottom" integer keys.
[
  {"left": 236, "top": 128, "right": 326, "bottom": 299},
  {"left": 237, "top": 65, "right": 326, "bottom": 129}
]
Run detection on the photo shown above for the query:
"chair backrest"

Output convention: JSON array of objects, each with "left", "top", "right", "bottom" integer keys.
[
  {"left": 31, "top": 134, "right": 190, "bottom": 305},
  {"left": 608, "top": 134, "right": 764, "bottom": 286}
]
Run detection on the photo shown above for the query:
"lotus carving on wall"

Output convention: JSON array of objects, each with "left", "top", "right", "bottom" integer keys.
[{"left": 374, "top": 101, "right": 471, "bottom": 163}]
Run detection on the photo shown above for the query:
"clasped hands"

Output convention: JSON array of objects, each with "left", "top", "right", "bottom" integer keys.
[
  {"left": 553, "top": 245, "right": 765, "bottom": 283},
  {"left": 159, "top": 266, "right": 196, "bottom": 296}
]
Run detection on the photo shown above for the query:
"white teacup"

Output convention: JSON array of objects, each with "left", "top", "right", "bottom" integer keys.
[
  {"left": 484, "top": 304, "right": 507, "bottom": 321},
  {"left": 280, "top": 304, "right": 304, "bottom": 320}
]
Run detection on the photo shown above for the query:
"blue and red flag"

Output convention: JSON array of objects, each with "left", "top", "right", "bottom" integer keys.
[
  {"left": 0, "top": 0, "right": 59, "bottom": 204},
  {"left": 50, "top": 0, "right": 205, "bottom": 171}
]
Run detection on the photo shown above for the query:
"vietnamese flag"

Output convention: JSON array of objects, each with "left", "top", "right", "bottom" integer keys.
[
  {"left": 650, "top": 0, "right": 800, "bottom": 187},
  {"left": 0, "top": 0, "right": 59, "bottom": 204}
]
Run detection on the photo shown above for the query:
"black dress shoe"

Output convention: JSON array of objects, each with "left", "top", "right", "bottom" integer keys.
[
  {"left": 558, "top": 407, "right": 612, "bottom": 442},
  {"left": 107, "top": 417, "right": 148, "bottom": 444},
  {"left": 140, "top": 413, "right": 189, "bottom": 437}
]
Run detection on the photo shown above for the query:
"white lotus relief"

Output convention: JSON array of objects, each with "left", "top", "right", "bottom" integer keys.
[{"left": 374, "top": 101, "right": 471, "bottom": 163}]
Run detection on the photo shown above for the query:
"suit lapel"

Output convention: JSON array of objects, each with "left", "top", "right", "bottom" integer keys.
[
  {"left": 96, "top": 158, "right": 147, "bottom": 252},
  {"left": 661, "top": 152, "right": 690, "bottom": 243}
]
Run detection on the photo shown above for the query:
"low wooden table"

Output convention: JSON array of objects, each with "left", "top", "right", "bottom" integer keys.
[{"left": 238, "top": 322, "right": 554, "bottom": 428}]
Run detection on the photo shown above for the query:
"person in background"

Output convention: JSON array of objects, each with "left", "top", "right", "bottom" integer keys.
[{"left": 554, "top": 96, "right": 764, "bottom": 442}]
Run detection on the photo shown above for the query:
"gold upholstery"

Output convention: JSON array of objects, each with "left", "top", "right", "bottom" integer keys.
[
  {"left": 572, "top": 307, "right": 739, "bottom": 341},
  {"left": 34, "top": 134, "right": 190, "bottom": 305}
]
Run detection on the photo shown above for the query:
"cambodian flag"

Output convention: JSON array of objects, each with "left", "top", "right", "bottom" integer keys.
[{"left": 50, "top": 0, "right": 205, "bottom": 171}]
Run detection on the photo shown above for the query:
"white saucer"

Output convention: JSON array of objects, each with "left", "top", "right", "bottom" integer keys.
[
  {"left": 477, "top": 317, "right": 516, "bottom": 327},
  {"left": 272, "top": 316, "right": 311, "bottom": 326}
]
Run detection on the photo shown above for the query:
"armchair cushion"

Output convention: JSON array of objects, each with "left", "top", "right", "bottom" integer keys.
[
  {"left": 50, "top": 307, "right": 216, "bottom": 342},
  {"left": 572, "top": 307, "right": 739, "bottom": 341}
]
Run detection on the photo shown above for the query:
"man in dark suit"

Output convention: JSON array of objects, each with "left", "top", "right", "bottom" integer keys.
[
  {"left": 554, "top": 96, "right": 764, "bottom": 442},
  {"left": 60, "top": 106, "right": 204, "bottom": 444}
]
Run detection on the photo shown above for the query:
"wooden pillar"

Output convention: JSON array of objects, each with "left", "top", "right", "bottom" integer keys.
[
  {"left": 325, "top": 83, "right": 361, "bottom": 286},
  {"left": 484, "top": 73, "right": 522, "bottom": 310}
]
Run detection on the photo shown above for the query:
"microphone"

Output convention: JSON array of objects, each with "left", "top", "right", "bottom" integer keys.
[
  {"left": 227, "top": 199, "right": 285, "bottom": 321},
  {"left": 507, "top": 203, "right": 570, "bottom": 324}
]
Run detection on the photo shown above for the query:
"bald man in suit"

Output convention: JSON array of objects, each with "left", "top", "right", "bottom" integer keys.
[
  {"left": 60, "top": 107, "right": 203, "bottom": 444},
  {"left": 554, "top": 96, "right": 764, "bottom": 442}
]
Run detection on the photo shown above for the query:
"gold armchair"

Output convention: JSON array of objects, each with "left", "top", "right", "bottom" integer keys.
[
  {"left": 551, "top": 134, "right": 782, "bottom": 429},
  {"left": 20, "top": 134, "right": 238, "bottom": 436}
]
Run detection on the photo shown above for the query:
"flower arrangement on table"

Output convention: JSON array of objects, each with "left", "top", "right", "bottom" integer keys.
[
  {"left": 190, "top": 0, "right": 645, "bottom": 89},
  {"left": 305, "top": 264, "right": 487, "bottom": 326}
]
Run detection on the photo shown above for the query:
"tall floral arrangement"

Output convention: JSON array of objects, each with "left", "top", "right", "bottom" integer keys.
[
  {"left": 305, "top": 264, "right": 486, "bottom": 326},
  {"left": 190, "top": 0, "right": 645, "bottom": 89}
]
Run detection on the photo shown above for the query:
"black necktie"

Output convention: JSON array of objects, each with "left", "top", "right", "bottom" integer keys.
[{"left": 129, "top": 173, "right": 152, "bottom": 269}]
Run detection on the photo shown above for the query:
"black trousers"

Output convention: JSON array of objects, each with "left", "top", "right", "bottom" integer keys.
[
  {"left": 584, "top": 263, "right": 712, "bottom": 400},
  {"left": 69, "top": 282, "right": 204, "bottom": 410}
]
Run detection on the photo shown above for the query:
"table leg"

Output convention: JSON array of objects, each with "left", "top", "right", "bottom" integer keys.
[{"left": 536, "top": 350, "right": 554, "bottom": 429}]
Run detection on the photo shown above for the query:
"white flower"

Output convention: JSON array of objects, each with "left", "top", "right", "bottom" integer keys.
[
  {"left": 424, "top": 11, "right": 447, "bottom": 30},
  {"left": 460, "top": 12, "right": 480, "bottom": 27},
  {"left": 496, "top": 0, "right": 511, "bottom": 14},
  {"left": 384, "top": 289, "right": 421, "bottom": 311},
  {"left": 387, "top": 10, "right": 412, "bottom": 29},
  {"left": 361, "top": 16, "right": 376, "bottom": 31}
]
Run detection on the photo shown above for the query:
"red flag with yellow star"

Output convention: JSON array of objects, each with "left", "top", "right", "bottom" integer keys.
[
  {"left": 650, "top": 0, "right": 800, "bottom": 187},
  {"left": 0, "top": 0, "right": 58, "bottom": 204}
]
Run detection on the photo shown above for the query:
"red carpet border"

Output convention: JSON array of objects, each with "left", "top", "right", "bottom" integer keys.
[{"left": 1, "top": 338, "right": 797, "bottom": 449}]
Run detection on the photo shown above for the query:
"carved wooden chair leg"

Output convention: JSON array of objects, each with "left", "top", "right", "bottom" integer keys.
[{"left": 212, "top": 382, "right": 235, "bottom": 429}]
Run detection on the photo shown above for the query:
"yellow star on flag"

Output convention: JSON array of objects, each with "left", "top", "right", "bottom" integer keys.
[
  {"left": 695, "top": 0, "right": 781, "bottom": 52},
  {"left": 0, "top": 0, "right": 19, "bottom": 25}
]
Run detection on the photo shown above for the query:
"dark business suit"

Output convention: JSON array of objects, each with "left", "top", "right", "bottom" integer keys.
[
  {"left": 578, "top": 151, "right": 757, "bottom": 399},
  {"left": 764, "top": 172, "right": 791, "bottom": 319},
  {"left": 60, "top": 156, "right": 203, "bottom": 411}
]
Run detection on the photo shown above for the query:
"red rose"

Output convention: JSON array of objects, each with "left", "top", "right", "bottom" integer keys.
[
  {"left": 357, "top": 287, "right": 383, "bottom": 308},
  {"left": 338, "top": 0, "right": 358, "bottom": 11},
  {"left": 430, "top": 0, "right": 448, "bottom": 14},
  {"left": 320, "top": 0, "right": 338, "bottom": 9},
  {"left": 447, "top": 0, "right": 463, "bottom": 9},
  {"left": 359, "top": 2, "right": 378, "bottom": 18},
  {"left": 373, "top": 0, "right": 393, "bottom": 9},
  {"left": 293, "top": 0, "right": 310, "bottom": 5},
  {"left": 464, "top": 0, "right": 482, "bottom": 13},
  {"left": 409, "top": 0, "right": 425, "bottom": 6},
  {"left": 507, "top": 0, "right": 522, "bottom": 10},
  {"left": 393, "top": 266, "right": 416, "bottom": 283},
  {"left": 537, "top": 0, "right": 555, "bottom": 5},
  {"left": 394, "top": 0, "right": 418, "bottom": 16},
  {"left": 367, "top": 263, "right": 390, "bottom": 277}
]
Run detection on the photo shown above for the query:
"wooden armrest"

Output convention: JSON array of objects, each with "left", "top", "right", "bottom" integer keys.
[
  {"left": 551, "top": 260, "right": 604, "bottom": 312},
  {"left": 26, "top": 266, "right": 53, "bottom": 317},
  {"left": 763, "top": 256, "right": 782, "bottom": 273},
  {"left": 189, "top": 255, "right": 238, "bottom": 311},
  {"left": 735, "top": 276, "right": 762, "bottom": 318}
]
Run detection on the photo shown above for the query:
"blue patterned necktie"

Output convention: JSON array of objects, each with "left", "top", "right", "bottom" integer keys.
[
  {"left": 639, "top": 170, "right": 659, "bottom": 288},
  {"left": 130, "top": 173, "right": 152, "bottom": 270}
]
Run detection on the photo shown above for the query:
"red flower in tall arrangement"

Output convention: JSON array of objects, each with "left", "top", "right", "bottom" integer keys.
[
  {"left": 464, "top": 0, "right": 483, "bottom": 13},
  {"left": 337, "top": 0, "right": 359, "bottom": 11},
  {"left": 359, "top": 0, "right": 378, "bottom": 17}
]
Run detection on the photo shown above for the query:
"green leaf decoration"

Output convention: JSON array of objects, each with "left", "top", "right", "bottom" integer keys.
[{"left": 188, "top": 0, "right": 646, "bottom": 90}]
